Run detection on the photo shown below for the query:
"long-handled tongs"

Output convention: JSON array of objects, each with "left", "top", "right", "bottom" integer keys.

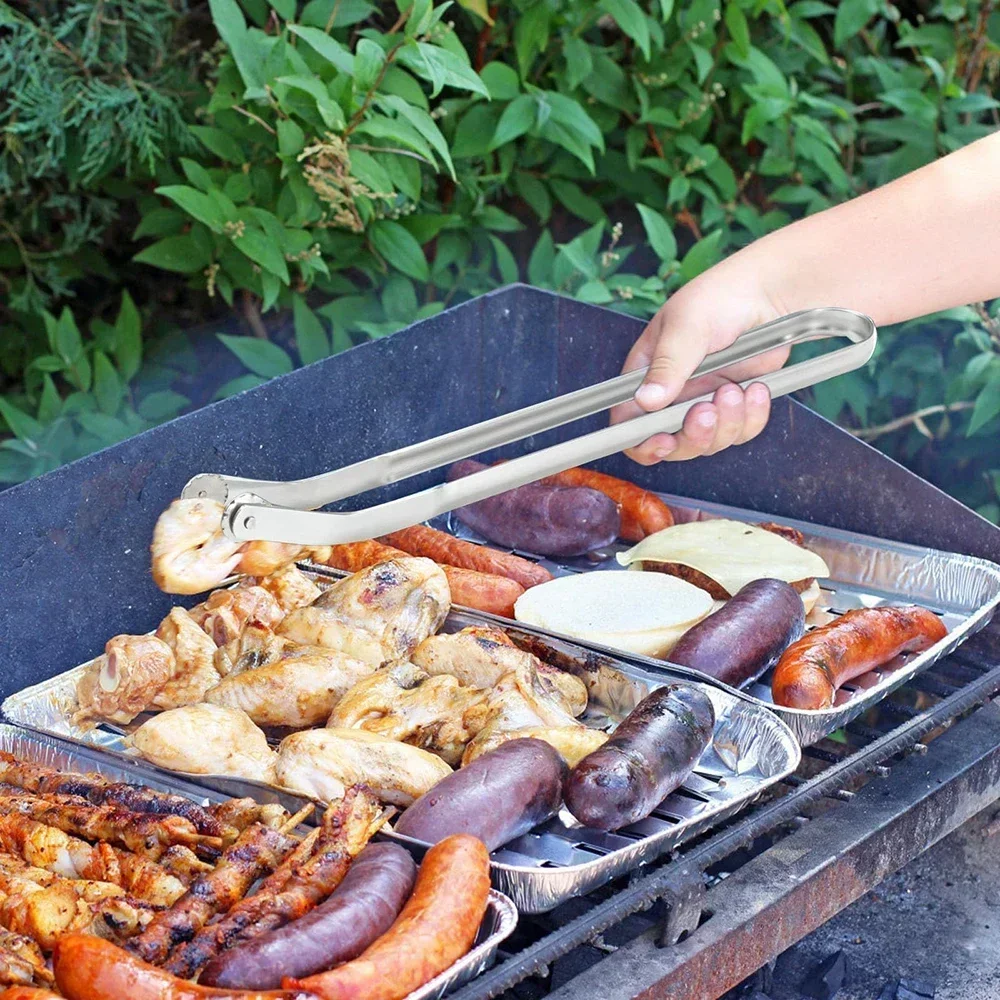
[{"left": 183, "top": 307, "right": 876, "bottom": 546}]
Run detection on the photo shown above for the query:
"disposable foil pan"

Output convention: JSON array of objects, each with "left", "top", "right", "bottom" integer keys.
[
  {"left": 1, "top": 612, "right": 800, "bottom": 913},
  {"left": 0, "top": 722, "right": 517, "bottom": 999},
  {"left": 433, "top": 493, "right": 1000, "bottom": 746}
]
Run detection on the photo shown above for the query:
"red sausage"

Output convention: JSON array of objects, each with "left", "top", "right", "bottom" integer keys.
[
  {"left": 52, "top": 934, "right": 309, "bottom": 1000},
  {"left": 285, "top": 835, "right": 491, "bottom": 1000},
  {"left": 0, "top": 990, "right": 64, "bottom": 1000},
  {"left": 771, "top": 605, "right": 947, "bottom": 709},
  {"left": 200, "top": 844, "right": 417, "bottom": 990}
]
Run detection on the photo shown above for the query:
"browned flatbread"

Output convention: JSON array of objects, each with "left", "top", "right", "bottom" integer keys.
[{"left": 641, "top": 521, "right": 813, "bottom": 598}]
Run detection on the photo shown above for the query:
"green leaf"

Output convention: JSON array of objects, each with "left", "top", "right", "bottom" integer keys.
[
  {"left": 833, "top": 0, "right": 878, "bottom": 47},
  {"left": 477, "top": 206, "right": 523, "bottom": 232},
  {"left": 180, "top": 158, "right": 215, "bottom": 194},
  {"left": 513, "top": 3, "right": 551, "bottom": 78},
  {"left": 379, "top": 96, "right": 456, "bottom": 179},
  {"left": 276, "top": 75, "right": 346, "bottom": 129},
  {"left": 209, "top": 0, "right": 266, "bottom": 92},
  {"left": 354, "top": 38, "right": 386, "bottom": 92},
  {"left": 134, "top": 208, "right": 186, "bottom": 239},
  {"left": 549, "top": 178, "right": 605, "bottom": 223},
  {"left": 0, "top": 398, "right": 43, "bottom": 442},
  {"left": 37, "top": 376, "right": 61, "bottom": 424},
  {"left": 138, "top": 391, "right": 190, "bottom": 422},
  {"left": 293, "top": 295, "right": 330, "bottom": 365},
  {"left": 214, "top": 374, "right": 270, "bottom": 399},
  {"left": 599, "top": 0, "right": 651, "bottom": 61},
  {"left": 288, "top": 25, "right": 355, "bottom": 74},
  {"left": 301, "top": 0, "right": 375, "bottom": 27},
  {"left": 576, "top": 280, "right": 614, "bottom": 304},
  {"left": 134, "top": 234, "right": 213, "bottom": 273},
  {"left": 657, "top": 0, "right": 674, "bottom": 19},
  {"left": 218, "top": 334, "right": 295, "bottom": 377},
  {"left": 513, "top": 172, "right": 551, "bottom": 222},
  {"left": 528, "top": 229, "right": 556, "bottom": 286},
  {"left": 490, "top": 95, "right": 536, "bottom": 149},
  {"left": 667, "top": 175, "right": 690, "bottom": 205},
  {"left": 268, "top": 0, "right": 296, "bottom": 17},
  {"left": 370, "top": 220, "right": 430, "bottom": 281},
  {"left": 557, "top": 221, "right": 605, "bottom": 280},
  {"left": 456, "top": 0, "right": 492, "bottom": 22},
  {"left": 397, "top": 42, "right": 489, "bottom": 98},
  {"left": 725, "top": 3, "right": 751, "bottom": 56},
  {"left": 563, "top": 36, "right": 593, "bottom": 91},
  {"left": 92, "top": 352, "right": 123, "bottom": 415},
  {"left": 488, "top": 234, "right": 519, "bottom": 285},
  {"left": 545, "top": 92, "right": 605, "bottom": 151},
  {"left": 156, "top": 185, "right": 227, "bottom": 233},
  {"left": 480, "top": 62, "right": 520, "bottom": 100},
  {"left": 233, "top": 229, "right": 291, "bottom": 282},
  {"left": 637, "top": 204, "right": 678, "bottom": 264},
  {"left": 54, "top": 307, "right": 82, "bottom": 364},
  {"left": 278, "top": 119, "right": 306, "bottom": 158},
  {"left": 969, "top": 379, "right": 1000, "bottom": 435},
  {"left": 679, "top": 230, "right": 723, "bottom": 280}
]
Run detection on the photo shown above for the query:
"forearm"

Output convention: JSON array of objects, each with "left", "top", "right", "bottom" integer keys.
[{"left": 742, "top": 132, "right": 1000, "bottom": 326}]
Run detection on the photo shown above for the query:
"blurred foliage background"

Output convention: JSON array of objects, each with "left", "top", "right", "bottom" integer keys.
[{"left": 1, "top": 0, "right": 998, "bottom": 518}]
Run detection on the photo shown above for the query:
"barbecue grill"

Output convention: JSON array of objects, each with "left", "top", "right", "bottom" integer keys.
[{"left": 3, "top": 284, "right": 999, "bottom": 1000}]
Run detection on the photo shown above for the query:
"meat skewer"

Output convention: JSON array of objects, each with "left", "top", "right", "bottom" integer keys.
[
  {"left": 164, "top": 787, "right": 382, "bottom": 978},
  {"left": 0, "top": 795, "right": 222, "bottom": 861},
  {"left": 208, "top": 799, "right": 294, "bottom": 834},
  {"left": 126, "top": 824, "right": 295, "bottom": 966},
  {"left": 0, "top": 815, "right": 186, "bottom": 906},
  {"left": 157, "top": 846, "right": 214, "bottom": 882},
  {"left": 0, "top": 753, "right": 233, "bottom": 841}
]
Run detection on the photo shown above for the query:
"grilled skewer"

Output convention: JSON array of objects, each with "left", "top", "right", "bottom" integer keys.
[
  {"left": 0, "top": 794, "right": 222, "bottom": 861},
  {"left": 125, "top": 823, "right": 294, "bottom": 966},
  {"left": 0, "top": 754, "right": 234, "bottom": 841},
  {"left": 164, "top": 787, "right": 382, "bottom": 978},
  {"left": 0, "top": 815, "right": 186, "bottom": 906},
  {"left": 207, "top": 798, "right": 293, "bottom": 833}
]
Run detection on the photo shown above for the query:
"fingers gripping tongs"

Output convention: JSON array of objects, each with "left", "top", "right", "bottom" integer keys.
[{"left": 183, "top": 307, "right": 876, "bottom": 547}]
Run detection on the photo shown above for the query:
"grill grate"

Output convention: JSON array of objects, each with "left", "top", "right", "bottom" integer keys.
[{"left": 445, "top": 621, "right": 1000, "bottom": 1000}]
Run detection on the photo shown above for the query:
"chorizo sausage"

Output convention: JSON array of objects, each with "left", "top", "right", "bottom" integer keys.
[
  {"left": 52, "top": 934, "right": 309, "bottom": 1000},
  {"left": 564, "top": 684, "right": 714, "bottom": 830},
  {"left": 382, "top": 525, "right": 552, "bottom": 589},
  {"left": 285, "top": 834, "right": 490, "bottom": 1000},
  {"left": 0, "top": 990, "right": 64, "bottom": 1000},
  {"left": 771, "top": 605, "right": 948, "bottom": 709},
  {"left": 199, "top": 844, "right": 416, "bottom": 990},
  {"left": 668, "top": 579, "right": 805, "bottom": 688},
  {"left": 540, "top": 467, "right": 673, "bottom": 541}
]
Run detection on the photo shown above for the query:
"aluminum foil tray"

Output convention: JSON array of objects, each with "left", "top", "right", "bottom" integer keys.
[
  {"left": 1, "top": 612, "right": 800, "bottom": 914},
  {"left": 0, "top": 722, "right": 516, "bottom": 999},
  {"left": 430, "top": 493, "right": 1000, "bottom": 746}
]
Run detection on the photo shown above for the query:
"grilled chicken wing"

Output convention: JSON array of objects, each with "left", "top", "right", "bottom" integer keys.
[
  {"left": 0, "top": 926, "right": 51, "bottom": 986},
  {"left": 74, "top": 635, "right": 175, "bottom": 725},
  {"left": 190, "top": 585, "right": 285, "bottom": 647},
  {"left": 275, "top": 728, "right": 452, "bottom": 806},
  {"left": 462, "top": 725, "right": 608, "bottom": 767},
  {"left": 278, "top": 558, "right": 450, "bottom": 667},
  {"left": 208, "top": 799, "right": 292, "bottom": 834},
  {"left": 126, "top": 704, "right": 278, "bottom": 784},
  {"left": 245, "top": 564, "right": 322, "bottom": 611},
  {"left": 412, "top": 625, "right": 588, "bottom": 716},
  {"left": 205, "top": 649, "right": 375, "bottom": 728},
  {"left": 327, "top": 662, "right": 489, "bottom": 765},
  {"left": 151, "top": 608, "right": 221, "bottom": 710},
  {"left": 151, "top": 499, "right": 245, "bottom": 595}
]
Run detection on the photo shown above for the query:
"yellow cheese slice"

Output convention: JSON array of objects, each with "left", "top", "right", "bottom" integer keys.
[{"left": 616, "top": 519, "right": 830, "bottom": 596}]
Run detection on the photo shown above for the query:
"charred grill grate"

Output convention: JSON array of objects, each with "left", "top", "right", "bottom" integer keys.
[{"left": 448, "top": 622, "right": 1000, "bottom": 1000}]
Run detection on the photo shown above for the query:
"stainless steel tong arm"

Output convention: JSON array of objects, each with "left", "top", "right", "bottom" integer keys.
[{"left": 185, "top": 307, "right": 875, "bottom": 547}]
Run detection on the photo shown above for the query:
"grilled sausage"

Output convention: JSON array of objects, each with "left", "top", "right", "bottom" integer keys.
[
  {"left": 447, "top": 460, "right": 620, "bottom": 558},
  {"left": 382, "top": 525, "right": 552, "bottom": 589},
  {"left": 52, "top": 934, "right": 309, "bottom": 1000},
  {"left": 539, "top": 467, "right": 673, "bottom": 541},
  {"left": 394, "top": 738, "right": 566, "bottom": 850},
  {"left": 669, "top": 579, "right": 805, "bottom": 688},
  {"left": 322, "top": 542, "right": 524, "bottom": 617},
  {"left": 200, "top": 844, "right": 416, "bottom": 989},
  {"left": 286, "top": 834, "right": 490, "bottom": 1000},
  {"left": 0, "top": 990, "right": 63, "bottom": 1000},
  {"left": 564, "top": 684, "right": 715, "bottom": 830},
  {"left": 771, "top": 605, "right": 948, "bottom": 710}
]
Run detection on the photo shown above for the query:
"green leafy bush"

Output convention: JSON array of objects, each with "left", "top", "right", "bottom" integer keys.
[{"left": 2, "top": 0, "right": 999, "bottom": 519}]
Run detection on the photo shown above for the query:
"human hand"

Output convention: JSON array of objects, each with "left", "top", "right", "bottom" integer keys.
[{"left": 611, "top": 252, "right": 791, "bottom": 465}]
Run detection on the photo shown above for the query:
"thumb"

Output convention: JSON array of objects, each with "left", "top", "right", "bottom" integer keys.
[{"left": 633, "top": 316, "right": 708, "bottom": 413}]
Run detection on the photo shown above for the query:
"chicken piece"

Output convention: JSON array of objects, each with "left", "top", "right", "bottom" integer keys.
[
  {"left": 126, "top": 823, "right": 295, "bottom": 966},
  {"left": 275, "top": 728, "right": 452, "bottom": 806},
  {"left": 461, "top": 726, "right": 608, "bottom": 767},
  {"left": 213, "top": 619, "right": 291, "bottom": 677},
  {"left": 151, "top": 499, "right": 245, "bottom": 596},
  {"left": 205, "top": 649, "right": 375, "bottom": 728},
  {"left": 208, "top": 799, "right": 291, "bottom": 834},
  {"left": 164, "top": 787, "right": 381, "bottom": 978},
  {"left": 150, "top": 608, "right": 221, "bottom": 710},
  {"left": 0, "top": 926, "right": 51, "bottom": 986},
  {"left": 74, "top": 635, "right": 175, "bottom": 725},
  {"left": 190, "top": 585, "right": 285, "bottom": 647},
  {"left": 0, "top": 815, "right": 186, "bottom": 907},
  {"left": 247, "top": 564, "right": 322, "bottom": 612},
  {"left": 278, "top": 558, "right": 450, "bottom": 667},
  {"left": 328, "top": 663, "right": 489, "bottom": 765},
  {"left": 412, "top": 625, "right": 588, "bottom": 717},
  {"left": 126, "top": 704, "right": 278, "bottom": 784}
]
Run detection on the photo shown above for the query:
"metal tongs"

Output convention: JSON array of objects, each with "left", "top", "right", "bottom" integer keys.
[{"left": 183, "top": 307, "right": 876, "bottom": 546}]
